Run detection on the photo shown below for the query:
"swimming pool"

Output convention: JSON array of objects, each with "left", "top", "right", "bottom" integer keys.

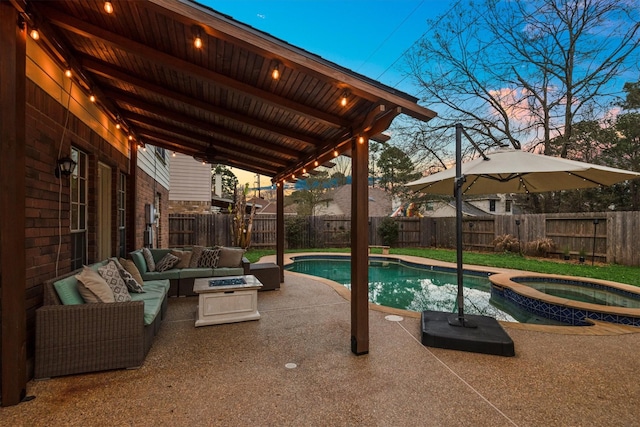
[{"left": 286, "top": 255, "right": 518, "bottom": 322}]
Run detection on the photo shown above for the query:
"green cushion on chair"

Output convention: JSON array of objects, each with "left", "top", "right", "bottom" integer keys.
[
  {"left": 129, "top": 280, "right": 170, "bottom": 325},
  {"left": 53, "top": 276, "right": 85, "bottom": 305}
]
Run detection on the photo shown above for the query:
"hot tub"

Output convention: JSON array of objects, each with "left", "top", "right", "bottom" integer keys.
[{"left": 490, "top": 273, "right": 640, "bottom": 326}]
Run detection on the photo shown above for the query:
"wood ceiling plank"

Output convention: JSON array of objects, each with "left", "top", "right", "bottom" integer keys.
[
  {"left": 42, "top": 5, "right": 350, "bottom": 129},
  {"left": 82, "top": 57, "right": 324, "bottom": 149}
]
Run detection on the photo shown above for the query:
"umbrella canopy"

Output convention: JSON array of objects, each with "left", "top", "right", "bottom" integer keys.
[{"left": 406, "top": 149, "right": 640, "bottom": 196}]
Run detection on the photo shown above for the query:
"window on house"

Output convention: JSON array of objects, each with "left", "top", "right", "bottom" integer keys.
[
  {"left": 118, "top": 173, "right": 126, "bottom": 257},
  {"left": 70, "top": 147, "right": 88, "bottom": 269},
  {"left": 505, "top": 200, "right": 512, "bottom": 213},
  {"left": 155, "top": 146, "right": 166, "bottom": 164},
  {"left": 489, "top": 200, "right": 496, "bottom": 212}
]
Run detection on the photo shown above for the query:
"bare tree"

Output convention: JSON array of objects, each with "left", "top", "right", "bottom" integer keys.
[{"left": 405, "top": 0, "right": 640, "bottom": 156}]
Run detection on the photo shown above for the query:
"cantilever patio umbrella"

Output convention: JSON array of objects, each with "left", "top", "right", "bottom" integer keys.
[
  {"left": 406, "top": 146, "right": 640, "bottom": 196},
  {"left": 405, "top": 124, "right": 640, "bottom": 355}
]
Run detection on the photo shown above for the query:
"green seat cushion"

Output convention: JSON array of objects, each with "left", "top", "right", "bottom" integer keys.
[
  {"left": 129, "top": 250, "right": 148, "bottom": 273},
  {"left": 141, "top": 270, "right": 181, "bottom": 281},
  {"left": 53, "top": 276, "right": 85, "bottom": 305},
  {"left": 179, "top": 268, "right": 215, "bottom": 279},
  {"left": 129, "top": 280, "right": 170, "bottom": 325},
  {"left": 211, "top": 267, "right": 244, "bottom": 277},
  {"left": 150, "top": 249, "right": 172, "bottom": 263},
  {"left": 53, "top": 260, "right": 110, "bottom": 305}
]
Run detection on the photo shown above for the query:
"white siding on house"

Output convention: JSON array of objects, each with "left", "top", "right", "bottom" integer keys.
[
  {"left": 168, "top": 153, "right": 212, "bottom": 201},
  {"left": 138, "top": 145, "right": 170, "bottom": 190}
]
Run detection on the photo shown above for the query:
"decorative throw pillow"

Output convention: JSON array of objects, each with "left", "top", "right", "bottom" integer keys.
[
  {"left": 170, "top": 249, "right": 192, "bottom": 269},
  {"left": 115, "top": 258, "right": 145, "bottom": 293},
  {"left": 119, "top": 257, "right": 145, "bottom": 290},
  {"left": 142, "top": 247, "right": 156, "bottom": 272},
  {"left": 75, "top": 266, "right": 115, "bottom": 303},
  {"left": 217, "top": 247, "right": 245, "bottom": 268},
  {"left": 98, "top": 261, "right": 132, "bottom": 302},
  {"left": 189, "top": 245, "right": 205, "bottom": 267},
  {"left": 198, "top": 247, "right": 221, "bottom": 268},
  {"left": 155, "top": 253, "right": 180, "bottom": 272}
]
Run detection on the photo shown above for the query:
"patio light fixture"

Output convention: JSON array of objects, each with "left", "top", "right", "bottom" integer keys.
[
  {"left": 55, "top": 156, "right": 77, "bottom": 178},
  {"left": 104, "top": 2, "right": 114, "bottom": 14}
]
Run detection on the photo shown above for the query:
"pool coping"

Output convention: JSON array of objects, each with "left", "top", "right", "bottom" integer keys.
[{"left": 262, "top": 252, "right": 640, "bottom": 336}]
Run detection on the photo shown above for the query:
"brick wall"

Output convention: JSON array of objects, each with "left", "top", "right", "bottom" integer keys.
[
  {"left": 23, "top": 81, "right": 131, "bottom": 372},
  {"left": 134, "top": 168, "right": 170, "bottom": 250}
]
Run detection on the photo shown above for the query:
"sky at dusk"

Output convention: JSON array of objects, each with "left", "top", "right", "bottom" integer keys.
[{"left": 200, "top": 0, "right": 455, "bottom": 186}]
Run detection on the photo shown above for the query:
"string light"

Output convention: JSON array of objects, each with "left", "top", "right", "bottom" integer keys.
[
  {"left": 291, "top": 174, "right": 295, "bottom": 180},
  {"left": 194, "top": 35, "right": 203, "bottom": 49},
  {"left": 358, "top": 136, "right": 365, "bottom": 144},
  {"left": 333, "top": 149, "right": 339, "bottom": 157},
  {"left": 302, "top": 168, "right": 306, "bottom": 174},
  {"left": 115, "top": 123, "right": 121, "bottom": 129},
  {"left": 340, "top": 92, "right": 348, "bottom": 107},
  {"left": 29, "top": 27, "right": 40, "bottom": 40},
  {"left": 272, "top": 64, "right": 280, "bottom": 80},
  {"left": 314, "top": 160, "right": 319, "bottom": 167},
  {"left": 89, "top": 94, "right": 96, "bottom": 102},
  {"left": 64, "top": 68, "right": 72, "bottom": 78},
  {"left": 172, "top": 151, "right": 176, "bottom": 157},
  {"left": 104, "top": 2, "right": 114, "bottom": 14}
]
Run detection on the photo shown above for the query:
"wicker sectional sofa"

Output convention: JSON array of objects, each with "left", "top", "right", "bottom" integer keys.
[
  {"left": 128, "top": 247, "right": 250, "bottom": 297},
  {"left": 35, "top": 259, "right": 170, "bottom": 379}
]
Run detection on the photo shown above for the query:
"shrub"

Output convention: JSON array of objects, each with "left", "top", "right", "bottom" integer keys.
[
  {"left": 285, "top": 217, "right": 308, "bottom": 249},
  {"left": 377, "top": 217, "right": 399, "bottom": 246},
  {"left": 525, "top": 238, "right": 556, "bottom": 257},
  {"left": 492, "top": 234, "right": 520, "bottom": 253}
]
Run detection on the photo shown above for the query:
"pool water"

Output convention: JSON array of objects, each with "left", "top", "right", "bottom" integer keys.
[{"left": 287, "top": 256, "right": 517, "bottom": 322}]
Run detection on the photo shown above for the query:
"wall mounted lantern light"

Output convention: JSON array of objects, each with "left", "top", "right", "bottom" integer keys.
[{"left": 55, "top": 156, "right": 77, "bottom": 178}]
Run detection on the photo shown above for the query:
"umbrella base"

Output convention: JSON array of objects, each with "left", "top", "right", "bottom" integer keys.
[{"left": 421, "top": 310, "right": 515, "bottom": 357}]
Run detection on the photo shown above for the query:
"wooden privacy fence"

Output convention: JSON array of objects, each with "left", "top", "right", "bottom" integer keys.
[{"left": 169, "top": 211, "right": 640, "bottom": 266}]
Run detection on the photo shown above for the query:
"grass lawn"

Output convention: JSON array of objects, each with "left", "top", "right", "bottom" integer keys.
[{"left": 245, "top": 247, "right": 640, "bottom": 287}]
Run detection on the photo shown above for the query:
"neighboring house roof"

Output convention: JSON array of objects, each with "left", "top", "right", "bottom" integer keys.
[
  {"left": 321, "top": 185, "right": 392, "bottom": 216},
  {"left": 423, "top": 200, "right": 490, "bottom": 217},
  {"left": 252, "top": 199, "right": 297, "bottom": 215}
]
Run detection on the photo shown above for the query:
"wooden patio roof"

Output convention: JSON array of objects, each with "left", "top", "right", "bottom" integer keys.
[{"left": 23, "top": 0, "right": 436, "bottom": 182}]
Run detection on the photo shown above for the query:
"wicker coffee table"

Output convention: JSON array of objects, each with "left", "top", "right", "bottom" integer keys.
[{"left": 193, "top": 275, "right": 262, "bottom": 327}]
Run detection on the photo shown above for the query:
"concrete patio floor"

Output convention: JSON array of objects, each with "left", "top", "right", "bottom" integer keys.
[{"left": 3, "top": 262, "right": 640, "bottom": 426}]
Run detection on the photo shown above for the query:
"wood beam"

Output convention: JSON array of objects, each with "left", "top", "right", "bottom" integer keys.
[
  {"left": 136, "top": 127, "right": 288, "bottom": 169},
  {"left": 119, "top": 105, "right": 302, "bottom": 159},
  {"left": 350, "top": 135, "right": 369, "bottom": 355},
  {"left": 1, "top": 2, "right": 27, "bottom": 406},
  {"left": 42, "top": 6, "right": 350, "bottom": 129},
  {"left": 277, "top": 184, "right": 285, "bottom": 283},
  {"left": 81, "top": 61, "right": 321, "bottom": 149}
]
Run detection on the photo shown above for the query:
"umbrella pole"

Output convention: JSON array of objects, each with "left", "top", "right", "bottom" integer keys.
[{"left": 449, "top": 124, "right": 476, "bottom": 328}]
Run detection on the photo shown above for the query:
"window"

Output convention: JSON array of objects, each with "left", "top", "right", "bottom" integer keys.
[
  {"left": 155, "top": 146, "right": 166, "bottom": 163},
  {"left": 70, "top": 147, "right": 88, "bottom": 269},
  {"left": 118, "top": 173, "right": 126, "bottom": 257},
  {"left": 489, "top": 200, "right": 496, "bottom": 212},
  {"left": 505, "top": 200, "right": 512, "bottom": 213}
]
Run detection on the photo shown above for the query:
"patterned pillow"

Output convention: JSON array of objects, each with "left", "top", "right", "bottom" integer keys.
[
  {"left": 198, "top": 247, "right": 221, "bottom": 268},
  {"left": 189, "top": 246, "right": 205, "bottom": 268},
  {"left": 119, "top": 257, "right": 145, "bottom": 290},
  {"left": 98, "top": 260, "right": 132, "bottom": 302},
  {"left": 170, "top": 249, "right": 192, "bottom": 269},
  {"left": 142, "top": 247, "right": 156, "bottom": 272},
  {"left": 76, "top": 266, "right": 115, "bottom": 303},
  {"left": 155, "top": 253, "right": 180, "bottom": 272},
  {"left": 114, "top": 258, "right": 145, "bottom": 293}
]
